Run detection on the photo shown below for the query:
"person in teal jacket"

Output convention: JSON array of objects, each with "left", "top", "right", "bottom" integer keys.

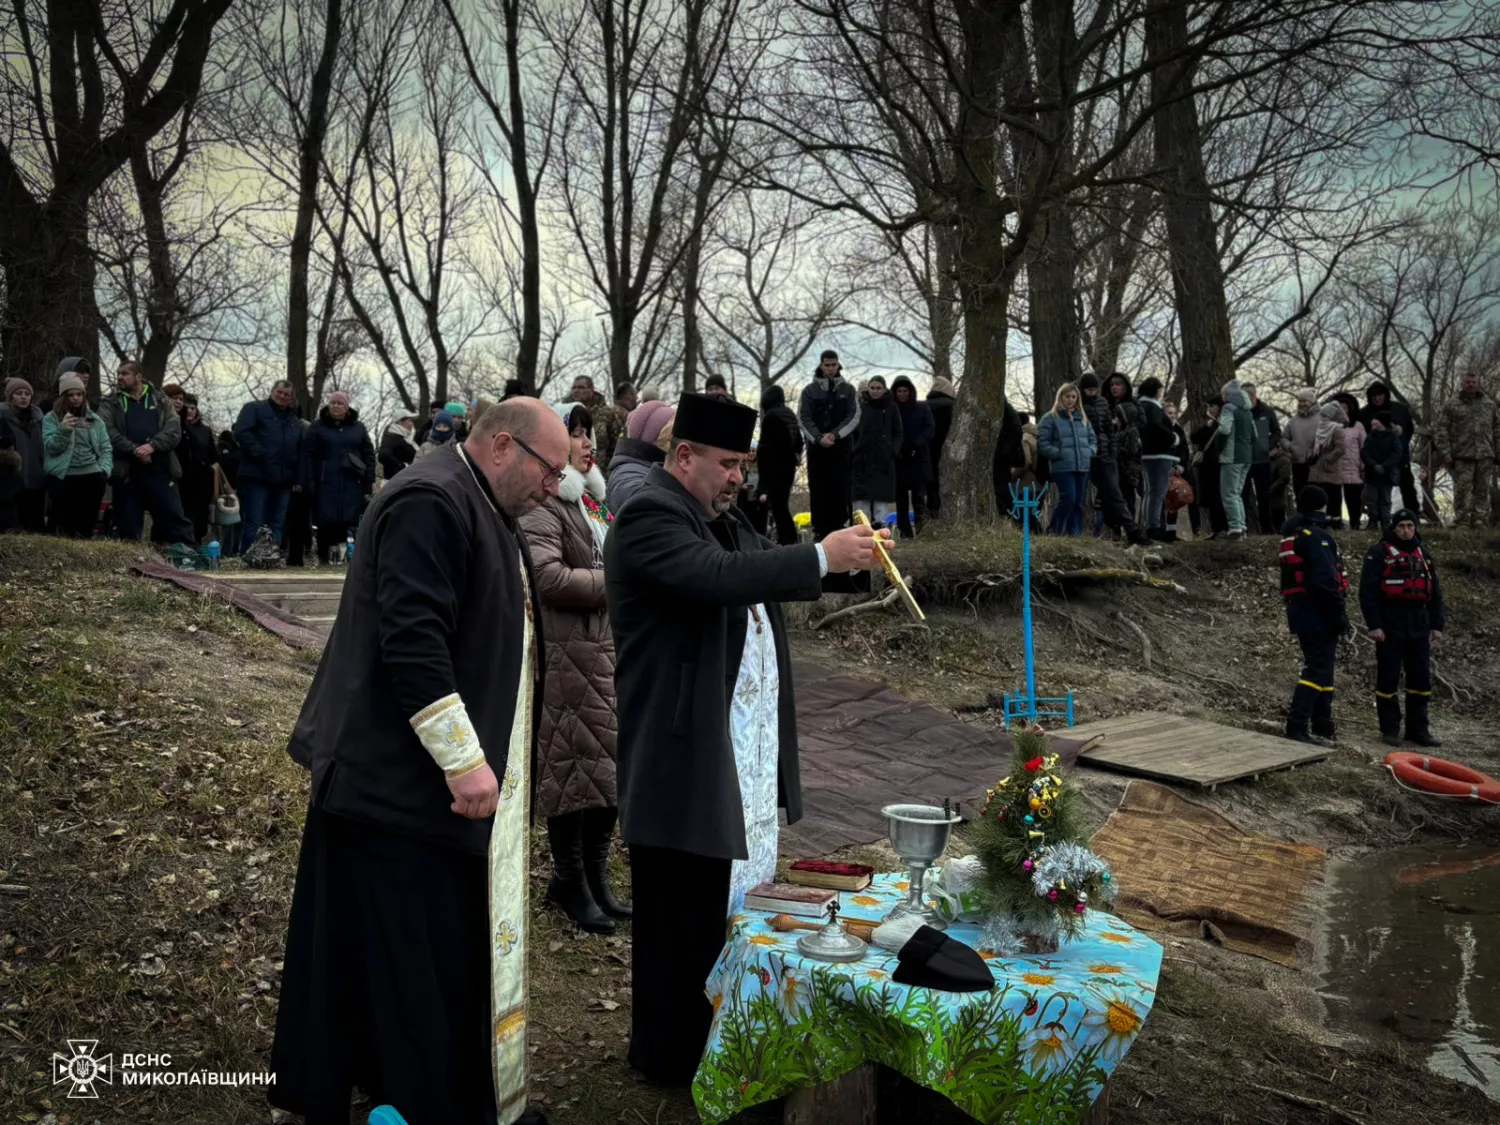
[
  {"left": 42, "top": 372, "right": 113, "bottom": 538},
  {"left": 1037, "top": 382, "right": 1096, "bottom": 536},
  {"left": 1215, "top": 379, "right": 1256, "bottom": 538}
]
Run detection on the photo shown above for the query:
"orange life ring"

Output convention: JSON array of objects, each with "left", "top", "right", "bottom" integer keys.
[{"left": 1384, "top": 752, "right": 1500, "bottom": 803}]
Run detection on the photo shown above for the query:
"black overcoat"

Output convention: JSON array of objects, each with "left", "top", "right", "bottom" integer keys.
[
  {"left": 851, "top": 396, "right": 903, "bottom": 501},
  {"left": 604, "top": 466, "right": 824, "bottom": 860},
  {"left": 288, "top": 445, "right": 543, "bottom": 856}
]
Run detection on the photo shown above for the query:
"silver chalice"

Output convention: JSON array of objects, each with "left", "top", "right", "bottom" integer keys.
[{"left": 882, "top": 802, "right": 963, "bottom": 929}]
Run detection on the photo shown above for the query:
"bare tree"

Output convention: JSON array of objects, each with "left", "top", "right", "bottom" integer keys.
[
  {"left": 286, "top": 0, "right": 346, "bottom": 414},
  {"left": 440, "top": 0, "right": 558, "bottom": 394},
  {"left": 544, "top": 0, "right": 741, "bottom": 390},
  {"left": 323, "top": 2, "right": 489, "bottom": 414},
  {"left": 697, "top": 191, "right": 858, "bottom": 394},
  {"left": 0, "top": 0, "right": 234, "bottom": 393}
]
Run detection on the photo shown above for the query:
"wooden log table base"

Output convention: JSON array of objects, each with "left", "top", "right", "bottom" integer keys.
[{"left": 781, "top": 1064, "right": 1109, "bottom": 1124}]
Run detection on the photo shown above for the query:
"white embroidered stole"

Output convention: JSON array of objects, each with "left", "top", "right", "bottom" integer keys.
[
  {"left": 727, "top": 605, "right": 781, "bottom": 917},
  {"left": 490, "top": 552, "right": 534, "bottom": 1123}
]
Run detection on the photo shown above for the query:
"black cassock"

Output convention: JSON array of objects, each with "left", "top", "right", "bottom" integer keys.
[
  {"left": 604, "top": 466, "right": 824, "bottom": 1083},
  {"left": 270, "top": 446, "right": 541, "bottom": 1125}
]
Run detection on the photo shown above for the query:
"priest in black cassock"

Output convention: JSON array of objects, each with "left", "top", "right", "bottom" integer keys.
[
  {"left": 270, "top": 397, "right": 571, "bottom": 1125},
  {"left": 604, "top": 393, "right": 890, "bottom": 1084}
]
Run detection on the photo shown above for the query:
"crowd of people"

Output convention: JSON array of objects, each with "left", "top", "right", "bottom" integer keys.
[{"left": 1006, "top": 371, "right": 1500, "bottom": 540}]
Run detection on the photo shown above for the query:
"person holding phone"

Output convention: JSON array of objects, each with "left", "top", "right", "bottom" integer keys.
[{"left": 42, "top": 373, "right": 112, "bottom": 538}]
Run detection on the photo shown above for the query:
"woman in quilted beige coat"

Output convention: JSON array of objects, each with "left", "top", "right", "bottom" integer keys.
[{"left": 518, "top": 402, "right": 626, "bottom": 934}]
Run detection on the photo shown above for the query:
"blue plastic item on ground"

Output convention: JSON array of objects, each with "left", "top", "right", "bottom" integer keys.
[{"left": 368, "top": 1107, "right": 408, "bottom": 1125}]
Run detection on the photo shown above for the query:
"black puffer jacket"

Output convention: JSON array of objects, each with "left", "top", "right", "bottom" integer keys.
[
  {"left": 378, "top": 424, "right": 417, "bottom": 482},
  {"left": 851, "top": 390, "right": 902, "bottom": 501},
  {"left": 757, "top": 385, "right": 804, "bottom": 495},
  {"left": 1082, "top": 389, "right": 1118, "bottom": 462},
  {"left": 1104, "top": 373, "right": 1142, "bottom": 463},
  {"left": 891, "top": 376, "right": 936, "bottom": 485}
]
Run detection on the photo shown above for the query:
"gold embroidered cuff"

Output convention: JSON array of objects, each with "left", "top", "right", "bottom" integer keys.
[{"left": 410, "top": 693, "right": 487, "bottom": 778}]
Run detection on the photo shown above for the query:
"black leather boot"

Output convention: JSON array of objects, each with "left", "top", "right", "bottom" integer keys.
[
  {"left": 582, "top": 807, "right": 632, "bottom": 920},
  {"left": 545, "top": 813, "right": 614, "bottom": 934},
  {"left": 1405, "top": 693, "right": 1441, "bottom": 746}
]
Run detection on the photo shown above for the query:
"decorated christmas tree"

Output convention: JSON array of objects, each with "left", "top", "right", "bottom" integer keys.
[{"left": 971, "top": 728, "right": 1116, "bottom": 944}]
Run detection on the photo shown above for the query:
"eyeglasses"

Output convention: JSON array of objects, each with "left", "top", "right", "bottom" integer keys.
[{"left": 512, "top": 435, "right": 565, "bottom": 486}]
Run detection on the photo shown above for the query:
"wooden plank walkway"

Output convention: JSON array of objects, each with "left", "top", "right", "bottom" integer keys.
[{"left": 1073, "top": 711, "right": 1328, "bottom": 789}]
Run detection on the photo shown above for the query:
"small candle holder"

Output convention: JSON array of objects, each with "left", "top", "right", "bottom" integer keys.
[{"left": 795, "top": 898, "right": 868, "bottom": 963}]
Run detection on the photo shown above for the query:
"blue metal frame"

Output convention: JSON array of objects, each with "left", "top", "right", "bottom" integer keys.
[{"left": 1000, "top": 484, "right": 1076, "bottom": 728}]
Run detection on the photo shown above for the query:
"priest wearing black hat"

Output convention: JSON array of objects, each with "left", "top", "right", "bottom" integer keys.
[{"left": 605, "top": 392, "right": 890, "bottom": 1085}]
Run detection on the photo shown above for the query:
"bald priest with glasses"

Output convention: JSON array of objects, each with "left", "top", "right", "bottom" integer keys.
[{"left": 271, "top": 397, "right": 570, "bottom": 1125}]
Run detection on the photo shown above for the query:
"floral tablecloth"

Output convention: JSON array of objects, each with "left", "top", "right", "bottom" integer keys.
[{"left": 692, "top": 873, "right": 1161, "bottom": 1124}]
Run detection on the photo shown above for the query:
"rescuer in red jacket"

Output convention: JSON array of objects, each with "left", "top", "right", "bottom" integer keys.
[{"left": 1358, "top": 508, "right": 1446, "bottom": 747}]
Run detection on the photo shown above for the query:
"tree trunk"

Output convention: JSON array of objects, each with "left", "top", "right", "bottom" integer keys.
[
  {"left": 286, "top": 0, "right": 344, "bottom": 416},
  {"left": 1027, "top": 202, "right": 1081, "bottom": 410},
  {"left": 1, "top": 198, "right": 100, "bottom": 397},
  {"left": 947, "top": 261, "right": 1018, "bottom": 520},
  {"left": 505, "top": 0, "right": 541, "bottom": 395},
  {"left": 1147, "top": 0, "right": 1233, "bottom": 420},
  {"left": 131, "top": 146, "right": 177, "bottom": 388},
  {"left": 609, "top": 307, "right": 634, "bottom": 394},
  {"left": 681, "top": 223, "right": 704, "bottom": 394},
  {"left": 1090, "top": 184, "right": 1156, "bottom": 376},
  {"left": 929, "top": 224, "right": 959, "bottom": 385},
  {"left": 1021, "top": 0, "right": 1079, "bottom": 411}
]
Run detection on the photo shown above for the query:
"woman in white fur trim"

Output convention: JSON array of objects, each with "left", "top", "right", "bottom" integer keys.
[{"left": 518, "top": 402, "right": 628, "bottom": 934}]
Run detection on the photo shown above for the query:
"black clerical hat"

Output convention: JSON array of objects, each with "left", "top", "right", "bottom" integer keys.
[
  {"left": 673, "top": 392, "right": 756, "bottom": 453},
  {"left": 890, "top": 925, "right": 994, "bottom": 992}
]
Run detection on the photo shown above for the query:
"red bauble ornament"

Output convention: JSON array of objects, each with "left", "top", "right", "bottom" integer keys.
[{"left": 1024, "top": 757, "right": 1045, "bottom": 772}]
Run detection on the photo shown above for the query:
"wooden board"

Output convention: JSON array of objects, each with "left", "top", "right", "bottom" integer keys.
[{"left": 1073, "top": 711, "right": 1327, "bottom": 789}]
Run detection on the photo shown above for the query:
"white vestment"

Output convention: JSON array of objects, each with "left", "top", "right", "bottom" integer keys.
[
  {"left": 489, "top": 554, "right": 534, "bottom": 1124},
  {"left": 727, "top": 603, "right": 781, "bottom": 916}
]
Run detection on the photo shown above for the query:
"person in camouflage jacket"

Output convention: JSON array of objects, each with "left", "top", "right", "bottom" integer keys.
[{"left": 1437, "top": 372, "right": 1500, "bottom": 527}]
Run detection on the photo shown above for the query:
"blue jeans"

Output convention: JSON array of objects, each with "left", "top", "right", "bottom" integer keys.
[
  {"left": 239, "top": 480, "right": 292, "bottom": 552},
  {"left": 1142, "top": 458, "right": 1174, "bottom": 529},
  {"left": 1047, "top": 470, "right": 1089, "bottom": 536}
]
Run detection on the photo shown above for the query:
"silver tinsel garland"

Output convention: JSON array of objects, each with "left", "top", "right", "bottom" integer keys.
[{"left": 1029, "top": 840, "right": 1118, "bottom": 903}]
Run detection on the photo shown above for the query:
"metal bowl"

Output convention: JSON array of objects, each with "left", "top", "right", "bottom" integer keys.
[{"left": 882, "top": 803, "right": 963, "bottom": 864}]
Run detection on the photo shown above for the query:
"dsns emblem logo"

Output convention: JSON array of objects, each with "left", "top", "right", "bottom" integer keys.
[{"left": 52, "top": 1040, "right": 114, "bottom": 1098}]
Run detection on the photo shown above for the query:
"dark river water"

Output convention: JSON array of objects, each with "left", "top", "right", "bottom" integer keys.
[{"left": 1318, "top": 845, "right": 1500, "bottom": 1100}]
